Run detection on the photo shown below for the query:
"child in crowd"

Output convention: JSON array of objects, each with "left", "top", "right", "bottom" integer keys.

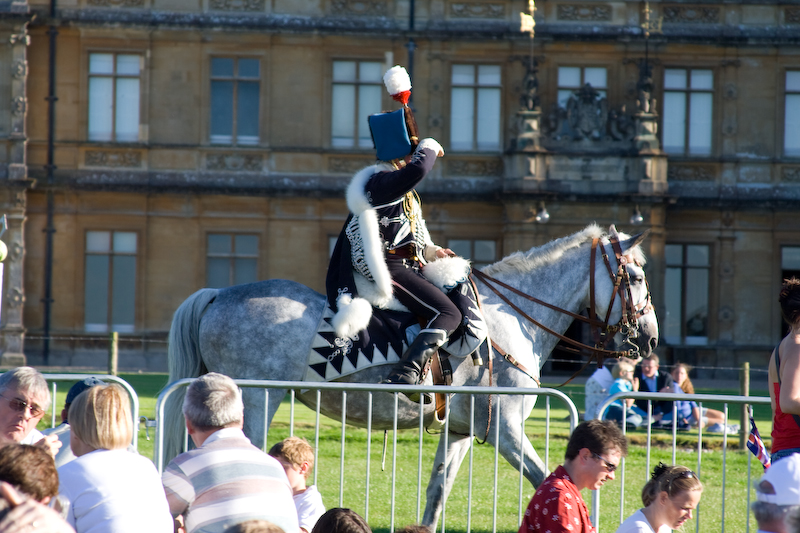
[
  {"left": 603, "top": 359, "right": 649, "bottom": 429},
  {"left": 268, "top": 437, "right": 326, "bottom": 533}
]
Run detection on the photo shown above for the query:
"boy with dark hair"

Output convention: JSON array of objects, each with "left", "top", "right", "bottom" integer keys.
[{"left": 269, "top": 437, "right": 326, "bottom": 533}]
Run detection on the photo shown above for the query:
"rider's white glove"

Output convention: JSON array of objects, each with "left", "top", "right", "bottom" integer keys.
[{"left": 417, "top": 138, "right": 444, "bottom": 157}]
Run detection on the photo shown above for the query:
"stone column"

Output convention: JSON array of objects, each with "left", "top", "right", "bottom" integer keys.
[{"left": 504, "top": 109, "right": 548, "bottom": 192}]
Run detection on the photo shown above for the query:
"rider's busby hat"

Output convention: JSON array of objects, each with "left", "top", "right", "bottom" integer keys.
[{"left": 368, "top": 66, "right": 420, "bottom": 162}]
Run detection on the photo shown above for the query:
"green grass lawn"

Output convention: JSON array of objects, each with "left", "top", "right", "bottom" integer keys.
[{"left": 37, "top": 373, "right": 771, "bottom": 533}]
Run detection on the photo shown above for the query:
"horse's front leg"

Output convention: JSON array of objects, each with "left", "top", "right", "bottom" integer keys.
[
  {"left": 489, "top": 406, "right": 548, "bottom": 489},
  {"left": 422, "top": 433, "right": 471, "bottom": 529}
]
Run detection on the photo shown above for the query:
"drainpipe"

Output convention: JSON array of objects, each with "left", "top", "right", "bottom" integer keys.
[{"left": 43, "top": 0, "right": 58, "bottom": 365}]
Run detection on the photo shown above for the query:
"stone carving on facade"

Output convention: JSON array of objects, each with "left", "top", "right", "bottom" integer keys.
[
  {"left": 85, "top": 150, "right": 143, "bottom": 168},
  {"left": 8, "top": 242, "right": 22, "bottom": 262},
  {"left": 328, "top": 157, "right": 374, "bottom": 174},
  {"left": 12, "top": 60, "right": 27, "bottom": 79},
  {"left": 520, "top": 57, "right": 540, "bottom": 111},
  {"left": 11, "top": 97, "right": 26, "bottom": 117},
  {"left": 210, "top": 0, "right": 265, "bottom": 11},
  {"left": 6, "top": 288, "right": 23, "bottom": 308},
  {"left": 723, "top": 82, "right": 737, "bottom": 100},
  {"left": 8, "top": 33, "right": 29, "bottom": 46},
  {"left": 13, "top": 191, "right": 25, "bottom": 208},
  {"left": 87, "top": 0, "right": 145, "bottom": 6},
  {"left": 667, "top": 165, "right": 715, "bottom": 181},
  {"left": 785, "top": 7, "right": 800, "bottom": 24},
  {"left": 718, "top": 305, "right": 734, "bottom": 322},
  {"left": 544, "top": 84, "right": 636, "bottom": 144},
  {"left": 556, "top": 4, "right": 612, "bottom": 21},
  {"left": 330, "top": 0, "right": 387, "bottom": 16},
  {"left": 782, "top": 167, "right": 800, "bottom": 182},
  {"left": 450, "top": 3, "right": 505, "bottom": 18},
  {"left": 206, "top": 153, "right": 262, "bottom": 172},
  {"left": 722, "top": 117, "right": 737, "bottom": 136},
  {"left": 662, "top": 5, "right": 720, "bottom": 23},
  {"left": 449, "top": 159, "right": 503, "bottom": 176}
]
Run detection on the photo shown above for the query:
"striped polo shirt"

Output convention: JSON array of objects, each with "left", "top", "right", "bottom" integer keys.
[{"left": 162, "top": 427, "right": 299, "bottom": 533}]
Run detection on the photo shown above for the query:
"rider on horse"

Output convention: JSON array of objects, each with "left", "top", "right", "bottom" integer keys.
[{"left": 326, "top": 65, "right": 462, "bottom": 390}]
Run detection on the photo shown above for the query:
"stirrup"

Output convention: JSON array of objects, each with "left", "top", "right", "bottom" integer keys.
[{"left": 403, "top": 390, "right": 434, "bottom": 404}]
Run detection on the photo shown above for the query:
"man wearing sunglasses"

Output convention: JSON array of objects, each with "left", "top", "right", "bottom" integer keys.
[
  {"left": 0, "top": 367, "right": 60, "bottom": 457},
  {"left": 519, "top": 419, "right": 628, "bottom": 533}
]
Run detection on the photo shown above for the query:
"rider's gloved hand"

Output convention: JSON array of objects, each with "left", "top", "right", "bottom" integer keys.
[{"left": 417, "top": 138, "right": 444, "bottom": 157}]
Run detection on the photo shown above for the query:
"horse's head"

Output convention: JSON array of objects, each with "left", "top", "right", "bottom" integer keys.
[{"left": 591, "top": 225, "right": 659, "bottom": 360}]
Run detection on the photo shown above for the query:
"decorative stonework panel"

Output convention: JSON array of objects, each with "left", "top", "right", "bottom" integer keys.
[
  {"left": 210, "top": 0, "right": 265, "bottom": 11},
  {"left": 782, "top": 167, "right": 800, "bottom": 182},
  {"left": 206, "top": 153, "right": 262, "bottom": 171},
  {"left": 330, "top": 0, "right": 387, "bottom": 16},
  {"left": 662, "top": 5, "right": 720, "bottom": 23},
  {"left": 328, "top": 158, "right": 373, "bottom": 174},
  {"left": 449, "top": 159, "right": 502, "bottom": 176},
  {"left": 87, "top": 0, "right": 145, "bottom": 6},
  {"left": 12, "top": 60, "right": 26, "bottom": 79},
  {"left": 786, "top": 7, "right": 800, "bottom": 24},
  {"left": 11, "top": 97, "right": 25, "bottom": 117},
  {"left": 450, "top": 2, "right": 505, "bottom": 18},
  {"left": 667, "top": 165, "right": 716, "bottom": 181},
  {"left": 556, "top": 4, "right": 612, "bottom": 21},
  {"left": 85, "top": 150, "right": 143, "bottom": 168}
]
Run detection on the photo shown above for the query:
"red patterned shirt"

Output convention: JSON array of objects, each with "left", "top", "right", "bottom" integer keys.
[{"left": 518, "top": 465, "right": 596, "bottom": 533}]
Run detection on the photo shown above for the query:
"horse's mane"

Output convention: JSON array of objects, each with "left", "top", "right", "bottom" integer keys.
[{"left": 482, "top": 224, "right": 646, "bottom": 276}]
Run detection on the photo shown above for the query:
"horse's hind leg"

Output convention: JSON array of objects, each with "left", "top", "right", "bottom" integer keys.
[
  {"left": 242, "top": 387, "right": 288, "bottom": 451},
  {"left": 422, "top": 433, "right": 471, "bottom": 529}
]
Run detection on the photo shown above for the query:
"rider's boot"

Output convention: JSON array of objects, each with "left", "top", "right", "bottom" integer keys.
[{"left": 383, "top": 328, "right": 447, "bottom": 400}]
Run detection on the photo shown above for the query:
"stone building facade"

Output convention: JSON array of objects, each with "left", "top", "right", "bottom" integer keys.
[{"left": 0, "top": 0, "right": 797, "bottom": 375}]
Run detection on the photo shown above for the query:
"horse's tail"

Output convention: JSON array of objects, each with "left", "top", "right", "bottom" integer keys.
[{"left": 162, "top": 288, "right": 218, "bottom": 466}]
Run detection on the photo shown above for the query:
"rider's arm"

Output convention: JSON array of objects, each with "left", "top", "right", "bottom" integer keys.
[{"left": 365, "top": 139, "right": 443, "bottom": 205}]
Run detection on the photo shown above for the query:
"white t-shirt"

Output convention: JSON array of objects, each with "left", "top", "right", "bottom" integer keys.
[
  {"left": 42, "top": 423, "right": 77, "bottom": 468},
  {"left": 615, "top": 509, "right": 671, "bottom": 533},
  {"left": 295, "top": 485, "right": 326, "bottom": 533},
  {"left": 20, "top": 428, "right": 44, "bottom": 445},
  {"left": 58, "top": 448, "right": 173, "bottom": 533}
]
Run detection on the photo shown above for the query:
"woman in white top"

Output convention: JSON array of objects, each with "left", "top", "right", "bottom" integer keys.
[
  {"left": 57, "top": 384, "right": 172, "bottom": 533},
  {"left": 615, "top": 463, "right": 703, "bottom": 533}
]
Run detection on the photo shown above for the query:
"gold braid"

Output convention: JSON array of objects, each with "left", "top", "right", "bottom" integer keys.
[{"left": 403, "top": 190, "right": 422, "bottom": 240}]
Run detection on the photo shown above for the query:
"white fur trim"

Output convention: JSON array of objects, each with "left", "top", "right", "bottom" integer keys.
[
  {"left": 383, "top": 66, "right": 411, "bottom": 96},
  {"left": 346, "top": 165, "right": 380, "bottom": 215},
  {"left": 354, "top": 274, "right": 409, "bottom": 312},
  {"left": 332, "top": 293, "right": 373, "bottom": 340},
  {"left": 417, "top": 138, "right": 444, "bottom": 157},
  {"left": 422, "top": 256, "right": 471, "bottom": 292},
  {"left": 357, "top": 209, "right": 393, "bottom": 302}
]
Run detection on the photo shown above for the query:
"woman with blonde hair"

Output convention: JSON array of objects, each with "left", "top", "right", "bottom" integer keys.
[
  {"left": 616, "top": 463, "right": 703, "bottom": 533},
  {"left": 57, "top": 383, "right": 172, "bottom": 532},
  {"left": 660, "top": 362, "right": 733, "bottom": 433}
]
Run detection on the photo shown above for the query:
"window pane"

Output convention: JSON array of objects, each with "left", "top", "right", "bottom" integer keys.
[
  {"left": 87, "top": 231, "right": 111, "bottom": 253},
  {"left": 358, "top": 85, "right": 382, "bottom": 147},
  {"left": 685, "top": 268, "right": 709, "bottom": 339},
  {"left": 113, "top": 232, "right": 137, "bottom": 253},
  {"left": 665, "top": 244, "right": 683, "bottom": 266},
  {"left": 558, "top": 67, "right": 581, "bottom": 88},
  {"left": 211, "top": 57, "right": 234, "bottom": 77},
  {"left": 89, "top": 53, "right": 114, "bottom": 75},
  {"left": 452, "top": 65, "right": 475, "bottom": 86},
  {"left": 584, "top": 67, "right": 607, "bottom": 88},
  {"left": 448, "top": 240, "right": 471, "bottom": 258},
  {"left": 689, "top": 92, "right": 712, "bottom": 155},
  {"left": 663, "top": 91, "right": 686, "bottom": 153},
  {"left": 237, "top": 81, "right": 260, "bottom": 140},
  {"left": 473, "top": 240, "right": 496, "bottom": 262},
  {"left": 450, "top": 87, "right": 474, "bottom": 150},
  {"left": 234, "top": 258, "right": 258, "bottom": 285},
  {"left": 558, "top": 89, "right": 575, "bottom": 109},
  {"left": 333, "top": 61, "right": 356, "bottom": 82},
  {"left": 208, "top": 234, "right": 232, "bottom": 255},
  {"left": 332, "top": 84, "right": 356, "bottom": 146},
  {"left": 690, "top": 69, "right": 713, "bottom": 90},
  {"left": 210, "top": 80, "right": 234, "bottom": 141},
  {"left": 686, "top": 244, "right": 709, "bottom": 266},
  {"left": 111, "top": 255, "right": 136, "bottom": 329},
  {"left": 663, "top": 267, "right": 682, "bottom": 344},
  {"left": 476, "top": 87, "right": 500, "bottom": 151},
  {"left": 115, "top": 78, "right": 140, "bottom": 142},
  {"left": 664, "top": 69, "right": 687, "bottom": 90},
  {"left": 116, "top": 54, "right": 140, "bottom": 76},
  {"left": 785, "top": 94, "right": 800, "bottom": 156},
  {"left": 238, "top": 58, "right": 260, "bottom": 78},
  {"left": 235, "top": 235, "right": 258, "bottom": 255},
  {"left": 206, "top": 258, "right": 230, "bottom": 288},
  {"left": 359, "top": 62, "right": 383, "bottom": 82},
  {"left": 85, "top": 255, "right": 110, "bottom": 328},
  {"left": 88, "top": 77, "right": 113, "bottom": 141},
  {"left": 783, "top": 247, "right": 800, "bottom": 270},
  {"left": 477, "top": 65, "right": 500, "bottom": 86},
  {"left": 788, "top": 71, "right": 800, "bottom": 92}
]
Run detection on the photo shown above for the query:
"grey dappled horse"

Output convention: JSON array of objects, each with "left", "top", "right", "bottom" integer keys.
[{"left": 165, "top": 224, "right": 659, "bottom": 527}]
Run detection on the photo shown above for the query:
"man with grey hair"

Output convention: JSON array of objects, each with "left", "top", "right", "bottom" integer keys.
[
  {"left": 752, "top": 454, "right": 800, "bottom": 533},
  {"left": 162, "top": 372, "right": 299, "bottom": 533},
  {"left": 0, "top": 367, "right": 60, "bottom": 457}
]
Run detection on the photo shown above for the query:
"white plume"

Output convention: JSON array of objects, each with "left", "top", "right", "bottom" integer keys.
[{"left": 383, "top": 65, "right": 411, "bottom": 95}]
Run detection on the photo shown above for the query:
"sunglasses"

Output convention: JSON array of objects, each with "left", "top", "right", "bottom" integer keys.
[
  {"left": 592, "top": 452, "right": 618, "bottom": 473},
  {"left": 0, "top": 394, "right": 44, "bottom": 418}
]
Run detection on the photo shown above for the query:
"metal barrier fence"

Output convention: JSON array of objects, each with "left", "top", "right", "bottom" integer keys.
[
  {"left": 594, "top": 391, "right": 772, "bottom": 533},
  {"left": 41, "top": 373, "right": 141, "bottom": 450},
  {"left": 155, "top": 379, "right": 579, "bottom": 533}
]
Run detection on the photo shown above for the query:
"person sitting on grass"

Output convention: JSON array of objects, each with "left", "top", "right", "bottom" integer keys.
[
  {"left": 268, "top": 437, "right": 325, "bottom": 533},
  {"left": 602, "top": 360, "right": 649, "bottom": 429},
  {"left": 311, "top": 508, "right": 371, "bottom": 533},
  {"left": 615, "top": 463, "right": 703, "bottom": 533},
  {"left": 659, "top": 362, "right": 738, "bottom": 434}
]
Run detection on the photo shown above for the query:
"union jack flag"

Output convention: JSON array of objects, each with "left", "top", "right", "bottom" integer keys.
[{"left": 747, "top": 412, "right": 771, "bottom": 470}]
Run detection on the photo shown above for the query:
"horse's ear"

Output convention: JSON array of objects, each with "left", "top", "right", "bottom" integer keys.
[
  {"left": 624, "top": 229, "right": 651, "bottom": 250},
  {"left": 608, "top": 224, "right": 619, "bottom": 240}
]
